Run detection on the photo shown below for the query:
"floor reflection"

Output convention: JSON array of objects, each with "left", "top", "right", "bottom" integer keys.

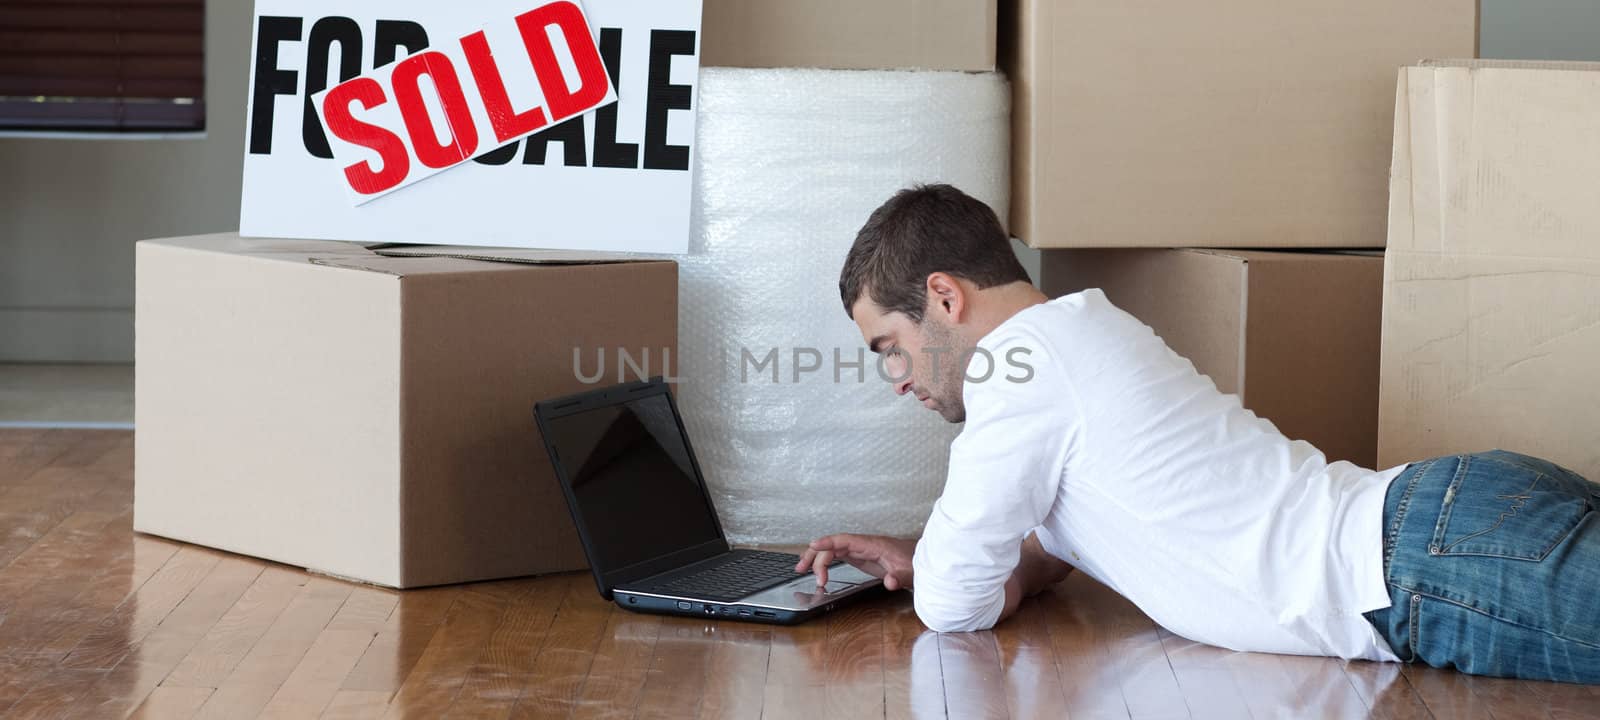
[
  {"left": 899, "top": 572, "right": 1404, "bottom": 719},
  {"left": 9, "top": 430, "right": 1592, "bottom": 718}
]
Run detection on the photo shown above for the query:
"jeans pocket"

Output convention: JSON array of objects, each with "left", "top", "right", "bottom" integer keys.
[{"left": 1432, "top": 453, "right": 1592, "bottom": 562}]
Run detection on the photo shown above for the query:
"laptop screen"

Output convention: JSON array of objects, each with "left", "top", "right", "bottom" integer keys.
[{"left": 541, "top": 392, "right": 723, "bottom": 574}]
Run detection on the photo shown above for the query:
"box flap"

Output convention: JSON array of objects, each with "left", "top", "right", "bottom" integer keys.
[
  {"left": 140, "top": 233, "right": 666, "bottom": 278},
  {"left": 142, "top": 233, "right": 372, "bottom": 261},
  {"left": 1185, "top": 249, "right": 1251, "bottom": 262},
  {"left": 1382, "top": 59, "right": 1600, "bottom": 476},
  {"left": 1395, "top": 60, "right": 1600, "bottom": 261},
  {"left": 1191, "top": 248, "right": 1384, "bottom": 264},
  {"left": 1326, "top": 250, "right": 1385, "bottom": 258},
  {"left": 1420, "top": 58, "right": 1600, "bottom": 72},
  {"left": 369, "top": 245, "right": 661, "bottom": 265}
]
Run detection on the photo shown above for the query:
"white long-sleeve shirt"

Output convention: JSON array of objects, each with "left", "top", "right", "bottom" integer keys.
[{"left": 911, "top": 289, "right": 1404, "bottom": 662}]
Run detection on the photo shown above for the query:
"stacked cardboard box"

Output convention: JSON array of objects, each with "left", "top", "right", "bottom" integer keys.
[
  {"left": 1005, "top": 0, "right": 1477, "bottom": 249},
  {"left": 1379, "top": 61, "right": 1600, "bottom": 479},
  {"left": 1022, "top": 2, "right": 1478, "bottom": 469},
  {"left": 702, "top": 0, "right": 995, "bottom": 71},
  {"left": 1041, "top": 250, "right": 1384, "bottom": 467},
  {"left": 136, "top": 235, "right": 677, "bottom": 587}
]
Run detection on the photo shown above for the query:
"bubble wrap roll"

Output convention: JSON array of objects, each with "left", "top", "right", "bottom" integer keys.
[{"left": 680, "top": 68, "right": 1010, "bottom": 544}]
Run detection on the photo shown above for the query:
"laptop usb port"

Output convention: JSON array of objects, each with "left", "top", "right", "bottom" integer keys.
[
  {"left": 738, "top": 609, "right": 752, "bottom": 616},
  {"left": 676, "top": 601, "right": 691, "bottom": 610},
  {"left": 754, "top": 610, "right": 776, "bottom": 618}
]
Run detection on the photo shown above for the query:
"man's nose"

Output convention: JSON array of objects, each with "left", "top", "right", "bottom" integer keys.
[{"left": 894, "top": 378, "right": 913, "bottom": 396}]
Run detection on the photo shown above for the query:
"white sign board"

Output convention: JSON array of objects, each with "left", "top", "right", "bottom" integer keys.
[{"left": 241, "top": 0, "right": 701, "bottom": 252}]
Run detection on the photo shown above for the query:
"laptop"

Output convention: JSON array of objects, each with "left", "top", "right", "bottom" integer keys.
[{"left": 534, "top": 377, "right": 883, "bottom": 624}]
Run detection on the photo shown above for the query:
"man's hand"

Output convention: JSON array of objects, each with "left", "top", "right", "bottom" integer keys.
[
  {"left": 996, "top": 533, "right": 1075, "bottom": 627},
  {"left": 1016, "top": 532, "right": 1073, "bottom": 598},
  {"left": 794, "top": 534, "right": 917, "bottom": 591}
]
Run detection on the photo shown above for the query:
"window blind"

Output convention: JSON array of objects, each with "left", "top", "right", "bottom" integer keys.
[{"left": 0, "top": 0, "right": 205, "bottom": 131}]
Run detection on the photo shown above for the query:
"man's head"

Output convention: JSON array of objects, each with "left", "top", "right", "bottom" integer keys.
[{"left": 839, "top": 184, "right": 1038, "bottom": 423}]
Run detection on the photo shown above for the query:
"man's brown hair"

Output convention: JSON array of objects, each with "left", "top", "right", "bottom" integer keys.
[{"left": 840, "top": 183, "right": 1028, "bottom": 322}]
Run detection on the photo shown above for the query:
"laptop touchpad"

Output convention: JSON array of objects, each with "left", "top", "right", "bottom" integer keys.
[{"left": 786, "top": 576, "right": 854, "bottom": 593}]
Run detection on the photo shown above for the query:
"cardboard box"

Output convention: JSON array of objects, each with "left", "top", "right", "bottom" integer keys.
[
  {"left": 1041, "top": 249, "right": 1384, "bottom": 467},
  {"left": 135, "top": 234, "right": 678, "bottom": 588},
  {"left": 1379, "top": 60, "right": 1600, "bottom": 479},
  {"left": 701, "top": 0, "right": 996, "bottom": 71},
  {"left": 1005, "top": 0, "right": 1477, "bottom": 248}
]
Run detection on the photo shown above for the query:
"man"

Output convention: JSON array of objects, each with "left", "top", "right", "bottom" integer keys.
[{"left": 796, "top": 183, "right": 1600, "bottom": 684}]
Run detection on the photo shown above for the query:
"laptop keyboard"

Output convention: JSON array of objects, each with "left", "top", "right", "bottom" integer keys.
[{"left": 636, "top": 551, "right": 808, "bottom": 602}]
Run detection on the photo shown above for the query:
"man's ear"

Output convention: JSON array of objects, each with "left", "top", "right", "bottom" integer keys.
[{"left": 925, "top": 272, "right": 966, "bottom": 321}]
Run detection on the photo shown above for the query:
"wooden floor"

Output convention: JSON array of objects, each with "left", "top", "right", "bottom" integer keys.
[{"left": 2, "top": 430, "right": 1598, "bottom": 719}]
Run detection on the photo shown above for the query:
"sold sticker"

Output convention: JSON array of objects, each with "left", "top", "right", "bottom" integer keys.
[
  {"left": 313, "top": 0, "right": 615, "bottom": 202},
  {"left": 240, "top": 0, "right": 701, "bottom": 253}
]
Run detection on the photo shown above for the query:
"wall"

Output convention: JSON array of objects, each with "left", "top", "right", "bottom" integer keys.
[
  {"left": 1481, "top": 0, "right": 1600, "bottom": 61},
  {"left": 3, "top": 3, "right": 1597, "bottom": 362},
  {"left": 0, "top": 0, "right": 249, "bottom": 363},
  {"left": 1011, "top": 238, "right": 1040, "bottom": 287}
]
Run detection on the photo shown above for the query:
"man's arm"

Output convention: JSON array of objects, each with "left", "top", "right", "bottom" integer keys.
[
  {"left": 910, "top": 327, "right": 1077, "bottom": 633},
  {"left": 798, "top": 530, "right": 1074, "bottom": 627}
]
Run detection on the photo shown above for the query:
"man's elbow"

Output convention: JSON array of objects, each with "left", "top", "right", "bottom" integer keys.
[
  {"left": 917, "top": 612, "right": 985, "bottom": 634},
  {"left": 913, "top": 591, "right": 999, "bottom": 633}
]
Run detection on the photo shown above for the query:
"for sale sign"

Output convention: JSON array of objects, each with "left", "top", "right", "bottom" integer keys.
[{"left": 241, "top": 0, "right": 701, "bottom": 252}]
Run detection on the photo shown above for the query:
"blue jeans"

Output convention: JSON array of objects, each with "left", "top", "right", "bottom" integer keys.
[{"left": 1362, "top": 450, "right": 1600, "bottom": 683}]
